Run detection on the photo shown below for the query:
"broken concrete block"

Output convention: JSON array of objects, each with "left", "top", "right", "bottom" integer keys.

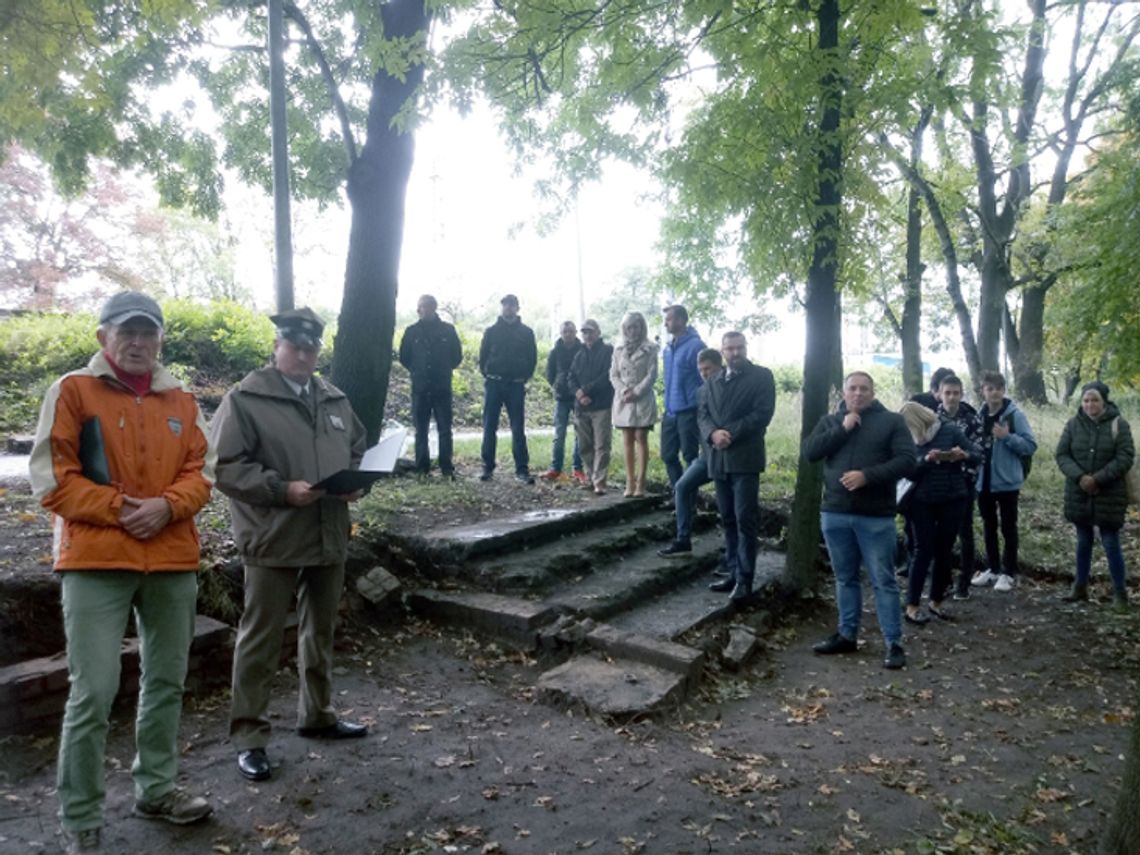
[
  {"left": 356, "top": 566, "right": 402, "bottom": 607},
  {"left": 722, "top": 624, "right": 759, "bottom": 671}
]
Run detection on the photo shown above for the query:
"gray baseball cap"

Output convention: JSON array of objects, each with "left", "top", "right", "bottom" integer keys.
[{"left": 99, "top": 292, "right": 164, "bottom": 329}]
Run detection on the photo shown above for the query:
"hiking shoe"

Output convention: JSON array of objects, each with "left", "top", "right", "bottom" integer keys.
[
  {"left": 971, "top": 569, "right": 996, "bottom": 587},
  {"left": 657, "top": 540, "right": 692, "bottom": 558},
  {"left": 479, "top": 469, "right": 493, "bottom": 482},
  {"left": 812, "top": 633, "right": 857, "bottom": 655},
  {"left": 540, "top": 469, "right": 561, "bottom": 481},
  {"left": 993, "top": 573, "right": 1015, "bottom": 592},
  {"left": 883, "top": 643, "right": 906, "bottom": 670},
  {"left": 134, "top": 786, "right": 212, "bottom": 825},
  {"left": 952, "top": 588, "right": 971, "bottom": 601},
  {"left": 572, "top": 470, "right": 589, "bottom": 484},
  {"left": 62, "top": 827, "right": 101, "bottom": 853},
  {"left": 515, "top": 472, "right": 536, "bottom": 485},
  {"left": 1112, "top": 591, "right": 1130, "bottom": 612}
]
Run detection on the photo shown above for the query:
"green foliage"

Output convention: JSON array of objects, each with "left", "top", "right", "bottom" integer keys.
[{"left": 160, "top": 300, "right": 275, "bottom": 381}]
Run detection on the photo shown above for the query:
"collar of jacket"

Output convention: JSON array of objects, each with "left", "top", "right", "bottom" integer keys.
[
  {"left": 88, "top": 350, "right": 183, "bottom": 394},
  {"left": 236, "top": 366, "right": 345, "bottom": 402}
]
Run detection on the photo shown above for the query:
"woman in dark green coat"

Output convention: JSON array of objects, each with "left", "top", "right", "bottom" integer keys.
[{"left": 1054, "top": 381, "right": 1135, "bottom": 607}]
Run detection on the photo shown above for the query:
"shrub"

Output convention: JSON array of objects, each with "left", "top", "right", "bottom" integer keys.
[{"left": 161, "top": 300, "right": 275, "bottom": 381}]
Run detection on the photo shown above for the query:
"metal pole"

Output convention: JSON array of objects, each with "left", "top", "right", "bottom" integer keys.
[{"left": 268, "top": 0, "right": 294, "bottom": 311}]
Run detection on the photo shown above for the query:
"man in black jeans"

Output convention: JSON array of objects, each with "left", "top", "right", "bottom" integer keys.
[
  {"left": 699, "top": 332, "right": 776, "bottom": 602},
  {"left": 399, "top": 295, "right": 463, "bottom": 478},
  {"left": 478, "top": 294, "right": 538, "bottom": 484}
]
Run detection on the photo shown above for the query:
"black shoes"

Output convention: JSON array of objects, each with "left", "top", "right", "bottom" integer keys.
[
  {"left": 237, "top": 748, "right": 271, "bottom": 781},
  {"left": 812, "top": 633, "right": 857, "bottom": 655},
  {"left": 297, "top": 719, "right": 368, "bottom": 740},
  {"left": 479, "top": 470, "right": 493, "bottom": 482},
  {"left": 709, "top": 578, "right": 734, "bottom": 593},
  {"left": 883, "top": 643, "right": 907, "bottom": 670},
  {"left": 657, "top": 540, "right": 692, "bottom": 558},
  {"left": 729, "top": 582, "right": 753, "bottom": 602},
  {"left": 904, "top": 611, "right": 930, "bottom": 626},
  {"left": 515, "top": 472, "right": 536, "bottom": 485}
]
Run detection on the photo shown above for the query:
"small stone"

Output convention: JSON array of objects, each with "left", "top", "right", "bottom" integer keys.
[
  {"left": 356, "top": 566, "right": 401, "bottom": 607},
  {"left": 722, "top": 625, "right": 759, "bottom": 671}
]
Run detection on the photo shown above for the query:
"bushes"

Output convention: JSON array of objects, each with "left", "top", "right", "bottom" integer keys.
[{"left": 160, "top": 300, "right": 275, "bottom": 382}]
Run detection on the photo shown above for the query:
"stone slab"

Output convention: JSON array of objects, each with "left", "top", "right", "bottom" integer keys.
[
  {"left": 585, "top": 623, "right": 704, "bottom": 681},
  {"left": 537, "top": 656, "right": 687, "bottom": 716},
  {"left": 406, "top": 590, "right": 557, "bottom": 644},
  {"left": 722, "top": 625, "right": 760, "bottom": 670}
]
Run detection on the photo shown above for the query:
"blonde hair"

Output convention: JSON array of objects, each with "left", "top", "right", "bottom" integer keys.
[
  {"left": 899, "top": 401, "right": 938, "bottom": 443},
  {"left": 620, "top": 312, "right": 648, "bottom": 346}
]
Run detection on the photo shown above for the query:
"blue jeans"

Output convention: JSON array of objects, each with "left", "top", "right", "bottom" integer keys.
[
  {"left": 675, "top": 457, "right": 710, "bottom": 543},
  {"left": 821, "top": 512, "right": 902, "bottom": 646},
  {"left": 481, "top": 379, "right": 529, "bottom": 475},
  {"left": 714, "top": 471, "right": 759, "bottom": 586},
  {"left": 661, "top": 409, "right": 700, "bottom": 487},
  {"left": 550, "top": 398, "right": 582, "bottom": 473},
  {"left": 1075, "top": 524, "right": 1127, "bottom": 593}
]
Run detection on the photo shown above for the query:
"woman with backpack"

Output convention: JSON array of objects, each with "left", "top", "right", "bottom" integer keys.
[{"left": 1055, "top": 381, "right": 1135, "bottom": 609}]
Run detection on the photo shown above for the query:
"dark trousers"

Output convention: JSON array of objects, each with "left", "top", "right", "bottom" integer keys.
[
  {"left": 955, "top": 486, "right": 977, "bottom": 592},
  {"left": 908, "top": 497, "right": 966, "bottom": 606},
  {"left": 411, "top": 386, "right": 454, "bottom": 474},
  {"left": 714, "top": 471, "right": 760, "bottom": 586},
  {"left": 978, "top": 489, "right": 1020, "bottom": 576},
  {"left": 481, "top": 379, "right": 529, "bottom": 475},
  {"left": 661, "top": 409, "right": 700, "bottom": 487}
]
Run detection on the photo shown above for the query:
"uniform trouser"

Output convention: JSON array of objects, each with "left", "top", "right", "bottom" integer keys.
[
  {"left": 229, "top": 563, "right": 345, "bottom": 750},
  {"left": 661, "top": 409, "right": 700, "bottom": 488},
  {"left": 411, "top": 386, "right": 454, "bottom": 474},
  {"left": 714, "top": 471, "right": 760, "bottom": 586},
  {"left": 575, "top": 408, "right": 613, "bottom": 487},
  {"left": 57, "top": 571, "right": 198, "bottom": 831}
]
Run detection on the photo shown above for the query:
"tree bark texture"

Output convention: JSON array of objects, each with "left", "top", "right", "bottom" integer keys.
[
  {"left": 899, "top": 112, "right": 928, "bottom": 398},
  {"left": 1100, "top": 692, "right": 1140, "bottom": 854},
  {"left": 786, "top": 0, "right": 843, "bottom": 592},
  {"left": 1013, "top": 284, "right": 1048, "bottom": 403},
  {"left": 331, "top": 0, "right": 430, "bottom": 443}
]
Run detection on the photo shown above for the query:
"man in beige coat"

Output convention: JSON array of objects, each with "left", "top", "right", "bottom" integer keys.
[{"left": 210, "top": 307, "right": 368, "bottom": 783}]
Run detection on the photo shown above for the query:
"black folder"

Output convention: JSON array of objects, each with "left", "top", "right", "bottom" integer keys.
[
  {"left": 311, "top": 469, "right": 386, "bottom": 494},
  {"left": 79, "top": 418, "right": 111, "bottom": 485}
]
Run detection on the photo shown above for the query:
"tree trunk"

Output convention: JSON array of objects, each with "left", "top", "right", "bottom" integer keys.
[
  {"left": 785, "top": 0, "right": 843, "bottom": 592},
  {"left": 331, "top": 0, "right": 429, "bottom": 443},
  {"left": 1013, "top": 284, "right": 1049, "bottom": 403},
  {"left": 1062, "top": 361, "right": 1081, "bottom": 405},
  {"left": 1100, "top": 693, "right": 1140, "bottom": 854},
  {"left": 900, "top": 183, "right": 923, "bottom": 397}
]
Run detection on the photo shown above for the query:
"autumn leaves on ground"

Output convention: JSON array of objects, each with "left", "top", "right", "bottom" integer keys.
[{"left": 0, "top": 466, "right": 1136, "bottom": 854}]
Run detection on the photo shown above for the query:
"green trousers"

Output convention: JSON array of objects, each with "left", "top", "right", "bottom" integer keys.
[
  {"left": 229, "top": 563, "right": 345, "bottom": 750},
  {"left": 58, "top": 570, "right": 197, "bottom": 831}
]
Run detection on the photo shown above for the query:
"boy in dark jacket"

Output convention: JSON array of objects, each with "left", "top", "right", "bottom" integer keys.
[
  {"left": 541, "top": 321, "right": 585, "bottom": 482},
  {"left": 936, "top": 375, "right": 984, "bottom": 598},
  {"left": 805, "top": 371, "right": 915, "bottom": 670}
]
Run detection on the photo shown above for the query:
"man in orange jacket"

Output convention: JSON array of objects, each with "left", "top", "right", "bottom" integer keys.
[{"left": 29, "top": 292, "right": 215, "bottom": 853}]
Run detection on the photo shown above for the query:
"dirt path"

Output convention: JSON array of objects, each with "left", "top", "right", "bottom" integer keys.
[{"left": 1, "top": 572, "right": 1135, "bottom": 854}]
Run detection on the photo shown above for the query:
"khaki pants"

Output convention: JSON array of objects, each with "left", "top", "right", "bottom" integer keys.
[
  {"left": 576, "top": 409, "right": 613, "bottom": 486},
  {"left": 58, "top": 571, "right": 197, "bottom": 831},
  {"left": 229, "top": 563, "right": 345, "bottom": 750}
]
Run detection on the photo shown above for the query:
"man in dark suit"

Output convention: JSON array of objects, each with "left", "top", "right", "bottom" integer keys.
[{"left": 698, "top": 332, "right": 776, "bottom": 601}]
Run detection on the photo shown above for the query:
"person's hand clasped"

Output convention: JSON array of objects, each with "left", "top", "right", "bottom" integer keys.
[
  {"left": 1079, "top": 474, "right": 1099, "bottom": 495},
  {"left": 839, "top": 470, "right": 867, "bottom": 491},
  {"left": 118, "top": 496, "right": 172, "bottom": 540},
  {"left": 622, "top": 388, "right": 635, "bottom": 403},
  {"left": 711, "top": 429, "right": 733, "bottom": 449},
  {"left": 285, "top": 480, "right": 325, "bottom": 507}
]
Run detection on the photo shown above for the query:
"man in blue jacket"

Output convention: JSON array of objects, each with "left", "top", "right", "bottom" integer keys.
[
  {"left": 805, "top": 371, "right": 915, "bottom": 670},
  {"left": 660, "top": 305, "right": 706, "bottom": 489}
]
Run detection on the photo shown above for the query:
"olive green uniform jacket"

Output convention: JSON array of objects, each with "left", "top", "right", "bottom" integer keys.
[
  {"left": 1055, "top": 402, "right": 1135, "bottom": 531},
  {"left": 210, "top": 367, "right": 367, "bottom": 566}
]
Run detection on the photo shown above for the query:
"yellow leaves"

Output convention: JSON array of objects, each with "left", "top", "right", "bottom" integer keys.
[
  {"left": 1034, "top": 787, "right": 1069, "bottom": 803},
  {"left": 783, "top": 702, "right": 827, "bottom": 725}
]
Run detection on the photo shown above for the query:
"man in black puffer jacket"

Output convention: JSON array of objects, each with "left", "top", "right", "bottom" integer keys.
[
  {"left": 804, "top": 371, "right": 915, "bottom": 670},
  {"left": 478, "top": 294, "right": 538, "bottom": 483}
]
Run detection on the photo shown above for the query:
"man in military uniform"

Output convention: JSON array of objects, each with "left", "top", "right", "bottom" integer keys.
[{"left": 210, "top": 307, "right": 369, "bottom": 783}]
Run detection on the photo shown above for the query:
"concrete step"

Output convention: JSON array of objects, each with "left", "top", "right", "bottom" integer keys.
[
  {"left": 407, "top": 494, "right": 667, "bottom": 564},
  {"left": 536, "top": 654, "right": 688, "bottom": 717},
  {"left": 608, "top": 550, "right": 786, "bottom": 641},
  {"left": 541, "top": 535, "right": 724, "bottom": 622},
  {"left": 470, "top": 509, "right": 720, "bottom": 592}
]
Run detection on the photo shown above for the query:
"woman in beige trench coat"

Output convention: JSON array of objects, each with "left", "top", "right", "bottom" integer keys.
[{"left": 610, "top": 312, "right": 658, "bottom": 497}]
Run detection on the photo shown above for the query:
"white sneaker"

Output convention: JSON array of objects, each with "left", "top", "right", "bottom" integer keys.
[
  {"left": 971, "top": 569, "right": 996, "bottom": 587},
  {"left": 993, "top": 573, "right": 1015, "bottom": 592}
]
